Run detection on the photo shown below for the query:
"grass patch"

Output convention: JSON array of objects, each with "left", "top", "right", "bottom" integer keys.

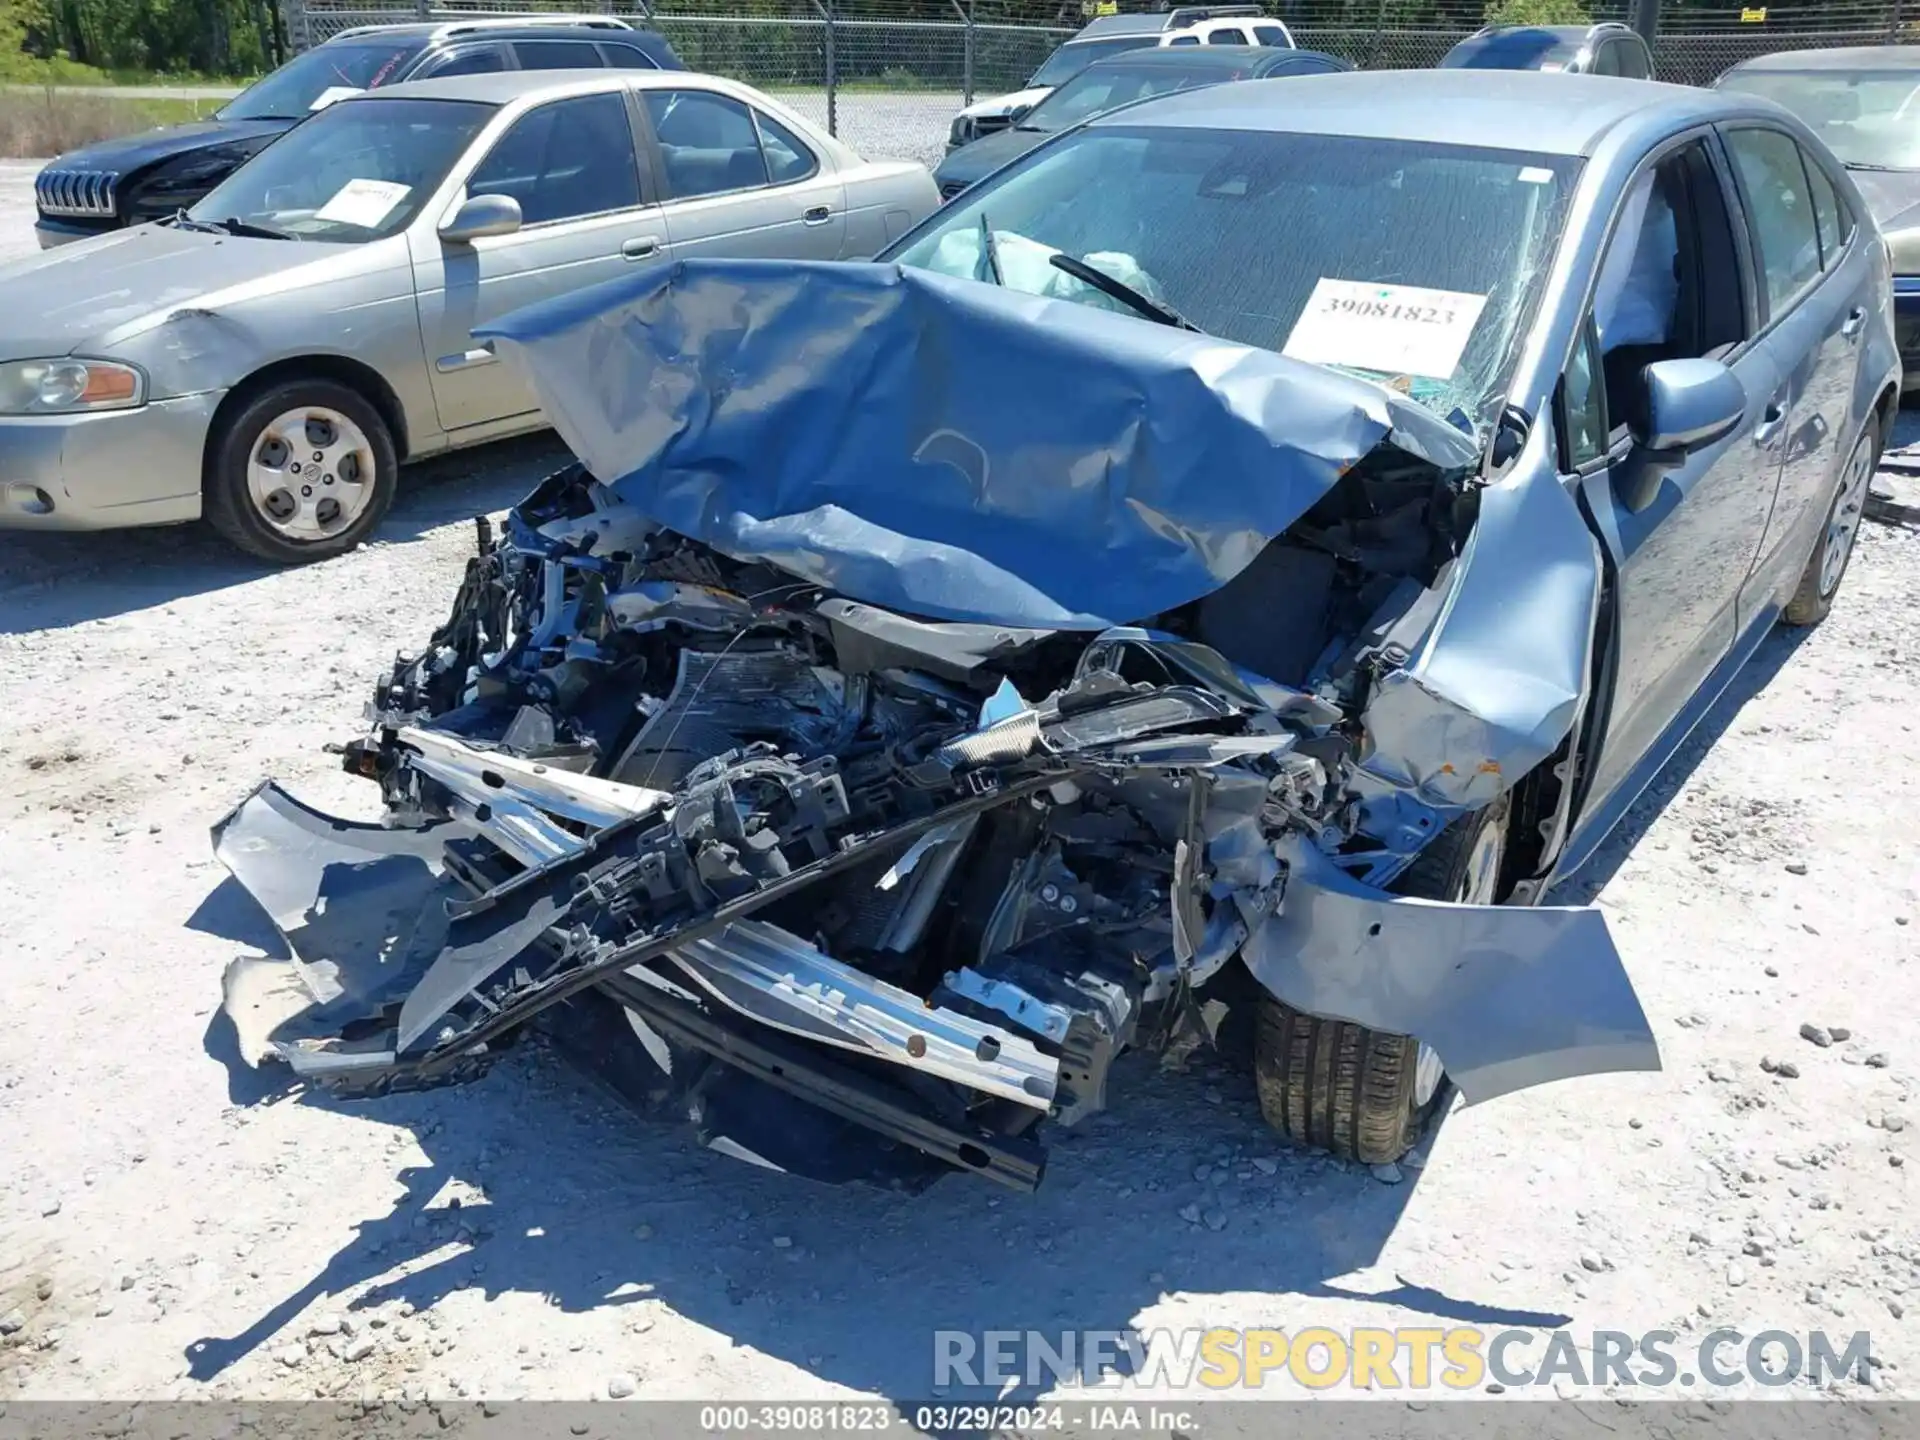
[{"left": 0, "top": 90, "right": 220, "bottom": 158}]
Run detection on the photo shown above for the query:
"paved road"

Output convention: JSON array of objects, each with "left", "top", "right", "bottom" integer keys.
[{"left": 0, "top": 159, "right": 42, "bottom": 262}]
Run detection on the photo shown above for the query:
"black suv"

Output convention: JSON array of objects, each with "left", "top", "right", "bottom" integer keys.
[{"left": 33, "top": 16, "right": 685, "bottom": 247}]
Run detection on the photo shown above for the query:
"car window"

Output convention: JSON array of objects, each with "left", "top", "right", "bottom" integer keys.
[
  {"left": 1617, "top": 39, "right": 1652, "bottom": 79},
  {"left": 513, "top": 39, "right": 604, "bottom": 70},
  {"left": 1208, "top": 27, "right": 1249, "bottom": 43},
  {"left": 1724, "top": 126, "right": 1823, "bottom": 320},
  {"left": 1560, "top": 317, "right": 1608, "bottom": 468},
  {"left": 1588, "top": 140, "right": 1747, "bottom": 432},
  {"left": 1025, "top": 66, "right": 1229, "bottom": 132},
  {"left": 599, "top": 41, "right": 661, "bottom": 69},
  {"left": 1029, "top": 37, "right": 1159, "bottom": 87},
  {"left": 218, "top": 40, "right": 423, "bottom": 120},
  {"left": 1802, "top": 148, "right": 1850, "bottom": 269},
  {"left": 467, "top": 91, "right": 641, "bottom": 225},
  {"left": 892, "top": 126, "right": 1579, "bottom": 441},
  {"left": 192, "top": 96, "right": 493, "bottom": 241},
  {"left": 418, "top": 45, "right": 507, "bottom": 79},
  {"left": 1252, "top": 24, "right": 1289, "bottom": 45},
  {"left": 1715, "top": 68, "right": 1920, "bottom": 169},
  {"left": 646, "top": 90, "right": 776, "bottom": 198},
  {"left": 1589, "top": 41, "right": 1620, "bottom": 77},
  {"left": 1167, "top": 34, "right": 1200, "bottom": 45},
  {"left": 756, "top": 110, "right": 817, "bottom": 183}
]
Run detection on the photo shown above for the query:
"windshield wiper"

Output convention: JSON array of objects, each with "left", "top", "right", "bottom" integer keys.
[
  {"left": 213, "top": 215, "right": 298, "bottom": 240},
  {"left": 163, "top": 209, "right": 225, "bottom": 234},
  {"left": 977, "top": 210, "right": 1004, "bottom": 286},
  {"left": 1845, "top": 161, "right": 1905, "bottom": 172},
  {"left": 1047, "top": 251, "right": 1199, "bottom": 332}
]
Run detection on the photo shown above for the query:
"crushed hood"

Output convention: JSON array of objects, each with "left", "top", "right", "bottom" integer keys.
[{"left": 476, "top": 258, "right": 1481, "bottom": 631}]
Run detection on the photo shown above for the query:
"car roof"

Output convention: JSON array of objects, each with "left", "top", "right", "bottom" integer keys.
[
  {"left": 1474, "top": 23, "right": 1595, "bottom": 41},
  {"left": 1077, "top": 45, "right": 1325, "bottom": 75},
  {"left": 1073, "top": 14, "right": 1177, "bottom": 38},
  {"left": 363, "top": 68, "right": 709, "bottom": 106},
  {"left": 1721, "top": 43, "right": 1920, "bottom": 73},
  {"left": 1091, "top": 68, "right": 1723, "bottom": 156},
  {"left": 323, "top": 16, "right": 636, "bottom": 45}
]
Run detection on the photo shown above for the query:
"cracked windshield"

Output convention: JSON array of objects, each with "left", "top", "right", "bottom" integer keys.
[{"left": 893, "top": 126, "right": 1578, "bottom": 437}]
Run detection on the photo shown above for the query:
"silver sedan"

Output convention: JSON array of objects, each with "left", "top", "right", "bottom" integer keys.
[{"left": 0, "top": 70, "right": 938, "bottom": 560}]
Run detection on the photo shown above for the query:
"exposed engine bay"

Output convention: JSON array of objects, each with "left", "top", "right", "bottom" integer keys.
[{"left": 215, "top": 258, "right": 1659, "bottom": 1192}]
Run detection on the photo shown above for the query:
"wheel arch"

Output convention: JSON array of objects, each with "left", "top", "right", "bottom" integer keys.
[{"left": 204, "top": 355, "right": 412, "bottom": 482}]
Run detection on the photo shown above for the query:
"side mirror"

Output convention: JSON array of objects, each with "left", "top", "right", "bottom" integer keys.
[
  {"left": 439, "top": 193, "right": 522, "bottom": 244},
  {"left": 1615, "top": 357, "right": 1746, "bottom": 512},
  {"left": 1008, "top": 103, "right": 1033, "bottom": 123}
]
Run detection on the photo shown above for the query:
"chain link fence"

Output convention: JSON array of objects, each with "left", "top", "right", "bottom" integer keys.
[{"left": 277, "top": 0, "right": 1920, "bottom": 166}]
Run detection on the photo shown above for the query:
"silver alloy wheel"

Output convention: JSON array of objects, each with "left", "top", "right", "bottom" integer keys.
[
  {"left": 1818, "top": 436, "right": 1874, "bottom": 599},
  {"left": 1412, "top": 814, "right": 1505, "bottom": 1107},
  {"left": 245, "top": 406, "right": 376, "bottom": 543}
]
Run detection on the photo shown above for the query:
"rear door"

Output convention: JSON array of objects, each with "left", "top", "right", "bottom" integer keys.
[
  {"left": 639, "top": 88, "right": 848, "bottom": 260},
  {"left": 411, "top": 88, "right": 662, "bottom": 432},
  {"left": 1568, "top": 134, "right": 1793, "bottom": 815},
  {"left": 1720, "top": 124, "right": 1873, "bottom": 619}
]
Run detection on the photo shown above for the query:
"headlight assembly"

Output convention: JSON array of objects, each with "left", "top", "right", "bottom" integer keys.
[{"left": 0, "top": 358, "right": 146, "bottom": 414}]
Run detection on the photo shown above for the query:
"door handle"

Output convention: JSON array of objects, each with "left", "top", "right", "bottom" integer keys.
[
  {"left": 621, "top": 234, "right": 662, "bottom": 260},
  {"left": 1840, "top": 306, "right": 1867, "bottom": 340},
  {"left": 1753, "top": 399, "right": 1788, "bottom": 447},
  {"left": 802, "top": 205, "right": 833, "bottom": 226},
  {"left": 435, "top": 342, "right": 496, "bottom": 374}
]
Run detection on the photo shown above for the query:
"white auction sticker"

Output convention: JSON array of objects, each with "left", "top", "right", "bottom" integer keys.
[
  {"left": 314, "top": 178, "right": 412, "bottom": 229},
  {"left": 1281, "top": 278, "right": 1489, "bottom": 381},
  {"left": 308, "top": 85, "right": 363, "bottom": 111}
]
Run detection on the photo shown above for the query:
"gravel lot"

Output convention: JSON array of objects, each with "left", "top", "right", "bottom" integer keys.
[{"left": 1, "top": 160, "right": 1919, "bottom": 1417}]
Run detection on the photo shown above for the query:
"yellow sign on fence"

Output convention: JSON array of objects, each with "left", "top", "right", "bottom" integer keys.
[{"left": 1741, "top": 6, "right": 1768, "bottom": 20}]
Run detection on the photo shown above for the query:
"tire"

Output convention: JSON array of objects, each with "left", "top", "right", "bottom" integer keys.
[
  {"left": 1782, "top": 423, "right": 1878, "bottom": 627},
  {"left": 1253, "top": 795, "right": 1509, "bottom": 1165},
  {"left": 204, "top": 378, "right": 398, "bottom": 564}
]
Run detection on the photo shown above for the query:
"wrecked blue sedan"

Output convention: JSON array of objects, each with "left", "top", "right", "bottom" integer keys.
[{"left": 215, "top": 71, "right": 1894, "bottom": 1190}]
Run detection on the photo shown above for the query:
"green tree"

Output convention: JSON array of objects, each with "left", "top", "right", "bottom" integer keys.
[{"left": 1483, "top": 0, "right": 1592, "bottom": 22}]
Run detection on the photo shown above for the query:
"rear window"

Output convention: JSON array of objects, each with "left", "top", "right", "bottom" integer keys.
[
  {"left": 1030, "top": 36, "right": 1161, "bottom": 87},
  {"left": 1439, "top": 30, "right": 1582, "bottom": 71}
]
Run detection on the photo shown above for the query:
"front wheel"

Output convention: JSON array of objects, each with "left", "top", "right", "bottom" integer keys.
[
  {"left": 1253, "top": 795, "right": 1508, "bottom": 1165},
  {"left": 1783, "top": 424, "right": 1877, "bottom": 627},
  {"left": 204, "top": 379, "right": 397, "bottom": 564}
]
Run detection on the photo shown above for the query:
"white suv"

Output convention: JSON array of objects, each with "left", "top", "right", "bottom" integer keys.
[
  {"left": 1159, "top": 16, "right": 1294, "bottom": 46},
  {"left": 946, "top": 5, "right": 1283, "bottom": 150}
]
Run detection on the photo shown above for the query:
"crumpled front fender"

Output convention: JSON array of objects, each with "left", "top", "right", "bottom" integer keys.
[{"left": 1238, "top": 836, "right": 1659, "bottom": 1105}]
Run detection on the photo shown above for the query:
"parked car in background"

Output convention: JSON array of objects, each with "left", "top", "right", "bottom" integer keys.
[
  {"left": 1438, "top": 21, "right": 1653, "bottom": 77},
  {"left": 1157, "top": 14, "right": 1296, "bottom": 47},
  {"left": 946, "top": 4, "right": 1275, "bottom": 150},
  {"left": 1716, "top": 45, "right": 1920, "bottom": 388},
  {"left": 934, "top": 45, "right": 1347, "bottom": 201},
  {"left": 0, "top": 71, "right": 937, "bottom": 560},
  {"left": 211, "top": 68, "right": 1898, "bottom": 1191},
  {"left": 32, "top": 15, "right": 685, "bottom": 248}
]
